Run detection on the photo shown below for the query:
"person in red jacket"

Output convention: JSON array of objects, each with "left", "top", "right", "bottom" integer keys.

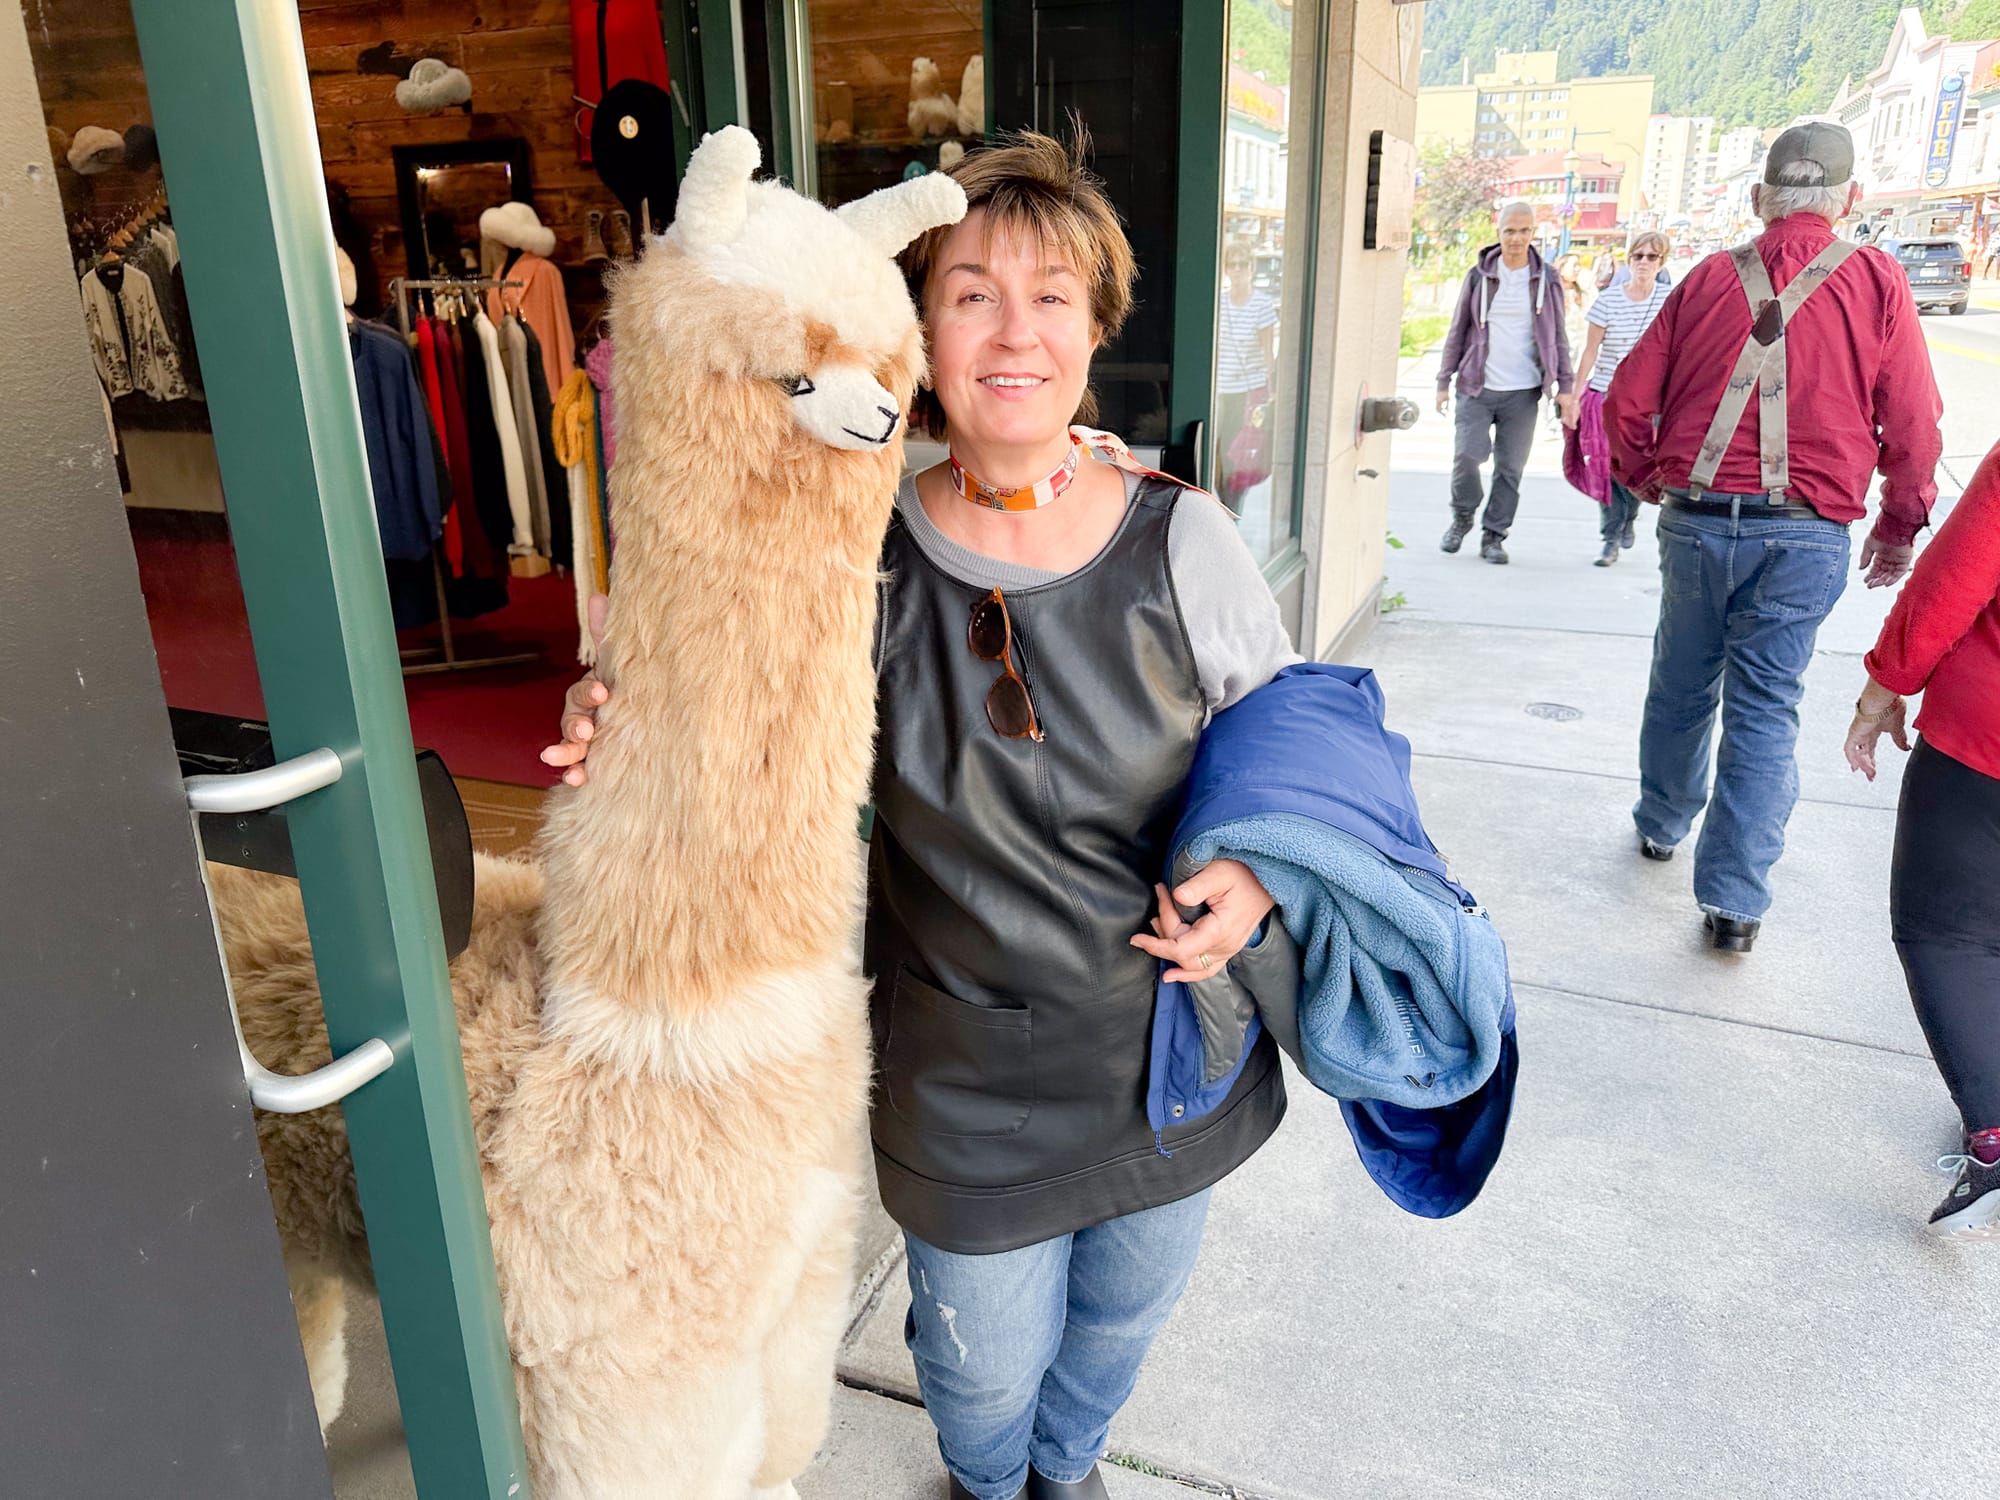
[{"left": 1846, "top": 441, "right": 2000, "bottom": 1241}]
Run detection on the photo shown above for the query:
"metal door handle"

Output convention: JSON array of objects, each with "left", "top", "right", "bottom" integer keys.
[
  {"left": 185, "top": 746, "right": 344, "bottom": 812},
  {"left": 187, "top": 746, "right": 396, "bottom": 1112}
]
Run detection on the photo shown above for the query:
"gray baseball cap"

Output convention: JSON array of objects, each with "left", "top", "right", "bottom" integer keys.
[{"left": 1763, "top": 122, "right": 1854, "bottom": 186}]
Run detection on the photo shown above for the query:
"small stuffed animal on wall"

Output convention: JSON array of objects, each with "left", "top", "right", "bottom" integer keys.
[
  {"left": 908, "top": 56, "right": 958, "bottom": 139},
  {"left": 957, "top": 55, "right": 985, "bottom": 138}
]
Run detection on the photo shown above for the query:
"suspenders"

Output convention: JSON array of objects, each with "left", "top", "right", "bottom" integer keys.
[{"left": 1687, "top": 236, "right": 1859, "bottom": 501}]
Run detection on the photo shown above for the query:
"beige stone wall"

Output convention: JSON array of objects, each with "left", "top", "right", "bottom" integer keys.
[
  {"left": 1297, "top": 0, "right": 1423, "bottom": 660},
  {"left": 1570, "top": 76, "right": 1655, "bottom": 217}
]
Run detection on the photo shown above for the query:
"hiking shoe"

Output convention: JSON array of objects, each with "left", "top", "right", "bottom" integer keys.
[
  {"left": 1595, "top": 538, "right": 1619, "bottom": 567},
  {"left": 1620, "top": 519, "right": 1637, "bottom": 549},
  {"left": 1480, "top": 533, "right": 1509, "bottom": 565},
  {"left": 582, "top": 208, "right": 609, "bottom": 264},
  {"left": 1441, "top": 516, "right": 1473, "bottom": 553},
  {"left": 1930, "top": 1129, "right": 2000, "bottom": 1240}
]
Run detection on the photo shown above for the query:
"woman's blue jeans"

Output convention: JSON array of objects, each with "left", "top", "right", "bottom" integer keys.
[
  {"left": 1634, "top": 502, "right": 1851, "bottom": 921},
  {"left": 902, "top": 1189, "right": 1213, "bottom": 1500}
]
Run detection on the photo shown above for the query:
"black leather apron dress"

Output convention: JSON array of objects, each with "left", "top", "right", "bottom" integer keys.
[{"left": 866, "top": 477, "right": 1286, "bottom": 1254}]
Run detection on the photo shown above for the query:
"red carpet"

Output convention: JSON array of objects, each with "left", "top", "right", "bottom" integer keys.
[{"left": 132, "top": 510, "right": 574, "bottom": 787}]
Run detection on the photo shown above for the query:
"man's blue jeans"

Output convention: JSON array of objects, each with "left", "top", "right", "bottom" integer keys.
[
  {"left": 902, "top": 1189, "right": 1212, "bottom": 1499},
  {"left": 1634, "top": 502, "right": 1851, "bottom": 922}
]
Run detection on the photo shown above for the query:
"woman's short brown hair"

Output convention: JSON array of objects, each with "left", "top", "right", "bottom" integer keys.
[{"left": 901, "top": 128, "right": 1137, "bottom": 439}]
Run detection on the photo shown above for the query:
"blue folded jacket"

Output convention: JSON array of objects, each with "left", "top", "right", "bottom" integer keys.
[{"left": 1147, "top": 662, "right": 1518, "bottom": 1218}]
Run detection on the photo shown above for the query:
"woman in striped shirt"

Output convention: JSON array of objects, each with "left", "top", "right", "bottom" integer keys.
[{"left": 1565, "top": 230, "right": 1672, "bottom": 566}]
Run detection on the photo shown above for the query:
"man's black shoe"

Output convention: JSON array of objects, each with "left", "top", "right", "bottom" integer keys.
[
  {"left": 1638, "top": 832, "right": 1675, "bottom": 862},
  {"left": 1028, "top": 1466, "right": 1110, "bottom": 1500},
  {"left": 1620, "top": 519, "right": 1637, "bottom": 549},
  {"left": 1480, "top": 533, "right": 1509, "bottom": 565},
  {"left": 1703, "top": 913, "right": 1760, "bottom": 953},
  {"left": 1595, "top": 538, "right": 1619, "bottom": 567},
  {"left": 950, "top": 1477, "right": 1027, "bottom": 1500},
  {"left": 1441, "top": 515, "right": 1474, "bottom": 553}
]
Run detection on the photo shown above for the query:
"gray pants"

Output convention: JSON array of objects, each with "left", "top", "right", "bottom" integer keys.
[{"left": 1450, "top": 385, "right": 1541, "bottom": 538}]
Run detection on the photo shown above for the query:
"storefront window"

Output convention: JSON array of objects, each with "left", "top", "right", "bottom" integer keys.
[
  {"left": 1215, "top": 0, "right": 1314, "bottom": 566},
  {"left": 796, "top": 3, "right": 988, "bottom": 208}
]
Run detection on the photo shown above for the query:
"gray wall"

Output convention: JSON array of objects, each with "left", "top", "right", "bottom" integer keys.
[{"left": 0, "top": 9, "right": 333, "bottom": 1495}]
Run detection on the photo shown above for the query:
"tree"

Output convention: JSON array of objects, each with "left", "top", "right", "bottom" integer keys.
[{"left": 1415, "top": 143, "right": 1508, "bottom": 268}]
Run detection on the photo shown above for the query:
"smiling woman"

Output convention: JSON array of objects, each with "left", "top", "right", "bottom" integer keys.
[{"left": 545, "top": 128, "right": 1304, "bottom": 1500}]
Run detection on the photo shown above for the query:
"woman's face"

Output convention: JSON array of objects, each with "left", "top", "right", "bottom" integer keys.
[
  {"left": 924, "top": 208, "right": 1098, "bottom": 456},
  {"left": 1226, "top": 253, "right": 1253, "bottom": 288}
]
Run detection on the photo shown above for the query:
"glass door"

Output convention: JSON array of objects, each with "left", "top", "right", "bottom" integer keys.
[{"left": 1212, "top": 0, "right": 1325, "bottom": 572}]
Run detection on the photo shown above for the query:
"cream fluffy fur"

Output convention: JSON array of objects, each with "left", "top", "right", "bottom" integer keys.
[{"left": 216, "top": 128, "right": 964, "bottom": 1498}]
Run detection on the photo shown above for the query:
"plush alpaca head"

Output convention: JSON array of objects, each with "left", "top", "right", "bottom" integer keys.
[{"left": 610, "top": 125, "right": 966, "bottom": 525}]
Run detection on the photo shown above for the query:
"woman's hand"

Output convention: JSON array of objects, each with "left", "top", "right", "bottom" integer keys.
[
  {"left": 538, "top": 594, "right": 610, "bottom": 787},
  {"left": 1561, "top": 396, "right": 1582, "bottom": 430},
  {"left": 1129, "top": 860, "right": 1277, "bottom": 985},
  {"left": 1843, "top": 679, "right": 1910, "bottom": 781}
]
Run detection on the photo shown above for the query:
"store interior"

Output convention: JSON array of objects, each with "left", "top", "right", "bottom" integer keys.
[{"left": 29, "top": 0, "right": 991, "bottom": 807}]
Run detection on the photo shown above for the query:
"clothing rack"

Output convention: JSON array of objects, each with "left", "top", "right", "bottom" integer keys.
[{"left": 387, "top": 275, "right": 540, "bottom": 677}]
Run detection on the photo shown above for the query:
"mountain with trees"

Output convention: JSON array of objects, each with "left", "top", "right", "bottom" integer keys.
[{"left": 1418, "top": 0, "right": 2000, "bottom": 130}]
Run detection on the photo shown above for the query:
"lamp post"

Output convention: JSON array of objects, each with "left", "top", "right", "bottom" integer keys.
[
  {"left": 1557, "top": 125, "right": 1618, "bottom": 257},
  {"left": 1559, "top": 145, "right": 1581, "bottom": 255}
]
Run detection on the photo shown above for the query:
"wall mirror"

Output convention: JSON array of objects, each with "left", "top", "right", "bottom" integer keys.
[{"left": 393, "top": 137, "right": 534, "bottom": 283}]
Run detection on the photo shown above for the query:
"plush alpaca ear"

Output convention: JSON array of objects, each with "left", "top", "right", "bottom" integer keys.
[
  {"left": 675, "top": 125, "right": 762, "bottom": 252},
  {"left": 835, "top": 173, "right": 969, "bottom": 258}
]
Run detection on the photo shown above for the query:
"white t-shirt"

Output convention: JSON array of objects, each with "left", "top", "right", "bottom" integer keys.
[
  {"left": 1481, "top": 260, "right": 1542, "bottom": 393},
  {"left": 1584, "top": 278, "right": 1670, "bottom": 392}
]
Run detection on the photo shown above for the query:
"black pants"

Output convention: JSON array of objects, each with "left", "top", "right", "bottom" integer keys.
[
  {"left": 1450, "top": 385, "right": 1540, "bottom": 538},
  {"left": 1891, "top": 738, "right": 2000, "bottom": 1132}
]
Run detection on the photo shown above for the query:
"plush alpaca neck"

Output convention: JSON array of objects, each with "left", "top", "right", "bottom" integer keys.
[{"left": 535, "top": 416, "right": 897, "bottom": 1024}]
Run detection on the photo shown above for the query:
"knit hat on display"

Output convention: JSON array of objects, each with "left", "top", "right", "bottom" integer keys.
[
  {"left": 478, "top": 200, "right": 556, "bottom": 258},
  {"left": 395, "top": 58, "right": 472, "bottom": 113},
  {"left": 1763, "top": 122, "right": 1854, "bottom": 187},
  {"left": 122, "top": 123, "right": 159, "bottom": 172},
  {"left": 335, "top": 246, "right": 358, "bottom": 308},
  {"left": 67, "top": 125, "right": 125, "bottom": 175},
  {"left": 47, "top": 125, "right": 72, "bottom": 168}
]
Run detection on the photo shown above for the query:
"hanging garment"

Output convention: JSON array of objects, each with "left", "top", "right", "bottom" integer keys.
[
  {"left": 517, "top": 320, "right": 573, "bottom": 564},
  {"left": 501, "top": 314, "right": 555, "bottom": 556},
  {"left": 457, "top": 317, "right": 525, "bottom": 582},
  {"left": 415, "top": 318, "right": 464, "bottom": 572},
  {"left": 473, "top": 310, "right": 535, "bottom": 555},
  {"left": 486, "top": 251, "right": 575, "bottom": 398},
  {"left": 585, "top": 336, "right": 617, "bottom": 470},
  {"left": 571, "top": 0, "right": 672, "bottom": 163},
  {"left": 81, "top": 268, "right": 132, "bottom": 398},
  {"left": 434, "top": 318, "right": 492, "bottom": 583},
  {"left": 347, "top": 320, "right": 442, "bottom": 562},
  {"left": 116, "top": 261, "right": 188, "bottom": 400},
  {"left": 134, "top": 225, "right": 202, "bottom": 398},
  {"left": 553, "top": 368, "right": 607, "bottom": 663}
]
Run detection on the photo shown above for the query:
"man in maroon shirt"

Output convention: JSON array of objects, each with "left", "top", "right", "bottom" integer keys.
[{"left": 1606, "top": 123, "right": 1943, "bottom": 952}]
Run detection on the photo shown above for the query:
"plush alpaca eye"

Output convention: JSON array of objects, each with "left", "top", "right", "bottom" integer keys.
[{"left": 775, "top": 374, "right": 816, "bottom": 397}]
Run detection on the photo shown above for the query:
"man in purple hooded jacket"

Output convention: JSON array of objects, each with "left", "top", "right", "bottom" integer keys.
[{"left": 1435, "top": 201, "right": 1577, "bottom": 564}]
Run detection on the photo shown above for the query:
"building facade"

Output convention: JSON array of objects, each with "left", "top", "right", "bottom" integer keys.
[
  {"left": 1829, "top": 7, "right": 1993, "bottom": 229},
  {"left": 1416, "top": 48, "right": 1652, "bottom": 216},
  {"left": 1492, "top": 151, "right": 1624, "bottom": 248},
  {"left": 1641, "top": 113, "right": 1715, "bottom": 223}
]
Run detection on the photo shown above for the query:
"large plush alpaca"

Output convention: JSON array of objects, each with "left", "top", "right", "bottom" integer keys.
[{"left": 215, "top": 127, "right": 965, "bottom": 1499}]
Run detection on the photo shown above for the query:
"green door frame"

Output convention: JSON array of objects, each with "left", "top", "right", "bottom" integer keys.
[
  {"left": 1170, "top": 0, "right": 1228, "bottom": 488},
  {"left": 128, "top": 3, "right": 526, "bottom": 1494}
]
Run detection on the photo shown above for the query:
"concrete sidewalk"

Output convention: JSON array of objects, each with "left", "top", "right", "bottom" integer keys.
[
  {"left": 326, "top": 456, "right": 2000, "bottom": 1499},
  {"left": 818, "top": 470, "right": 2000, "bottom": 1499}
]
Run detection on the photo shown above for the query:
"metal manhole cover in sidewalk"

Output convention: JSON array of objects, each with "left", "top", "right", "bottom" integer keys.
[{"left": 1524, "top": 702, "right": 1584, "bottom": 721}]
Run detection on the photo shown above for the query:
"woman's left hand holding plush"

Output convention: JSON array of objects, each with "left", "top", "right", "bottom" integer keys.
[{"left": 1130, "top": 859, "right": 1276, "bottom": 984}]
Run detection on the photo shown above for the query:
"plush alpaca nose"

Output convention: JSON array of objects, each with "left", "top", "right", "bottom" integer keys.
[{"left": 788, "top": 365, "right": 904, "bottom": 451}]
